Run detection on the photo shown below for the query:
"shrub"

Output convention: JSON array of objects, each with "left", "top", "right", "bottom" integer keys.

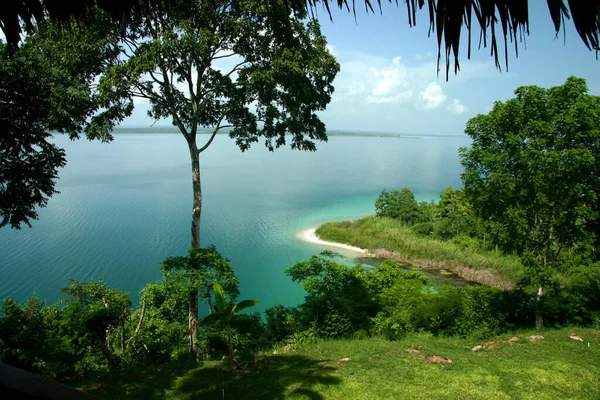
[
  {"left": 265, "top": 304, "right": 295, "bottom": 343},
  {"left": 375, "top": 188, "right": 421, "bottom": 224}
]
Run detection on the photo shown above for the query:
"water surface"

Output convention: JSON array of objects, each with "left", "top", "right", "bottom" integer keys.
[{"left": 0, "top": 133, "right": 470, "bottom": 311}]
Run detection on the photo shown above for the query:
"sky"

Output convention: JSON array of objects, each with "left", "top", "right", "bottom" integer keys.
[{"left": 122, "top": 2, "right": 600, "bottom": 136}]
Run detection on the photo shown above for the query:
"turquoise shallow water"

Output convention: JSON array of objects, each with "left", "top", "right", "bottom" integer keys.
[{"left": 0, "top": 133, "right": 470, "bottom": 312}]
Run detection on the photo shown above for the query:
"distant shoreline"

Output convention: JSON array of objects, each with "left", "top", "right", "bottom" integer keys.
[
  {"left": 299, "top": 228, "right": 367, "bottom": 253},
  {"left": 104, "top": 128, "right": 465, "bottom": 139}
]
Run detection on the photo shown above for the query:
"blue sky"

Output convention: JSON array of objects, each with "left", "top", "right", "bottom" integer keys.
[{"left": 125, "top": 2, "right": 600, "bottom": 135}]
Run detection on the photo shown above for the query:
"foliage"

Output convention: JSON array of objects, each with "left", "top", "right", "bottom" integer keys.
[
  {"left": 196, "top": 314, "right": 267, "bottom": 366},
  {"left": 460, "top": 77, "right": 600, "bottom": 327},
  {"left": 373, "top": 186, "right": 484, "bottom": 243},
  {"left": 375, "top": 188, "right": 421, "bottom": 224},
  {"left": 316, "top": 216, "right": 523, "bottom": 286},
  {"left": 0, "top": 295, "right": 63, "bottom": 377},
  {"left": 461, "top": 77, "right": 600, "bottom": 261},
  {"left": 161, "top": 246, "right": 240, "bottom": 353},
  {"left": 124, "top": 271, "right": 190, "bottom": 364},
  {"left": 59, "top": 279, "right": 131, "bottom": 371},
  {"left": 198, "top": 282, "right": 258, "bottom": 368},
  {"left": 0, "top": 18, "right": 121, "bottom": 229},
  {"left": 265, "top": 304, "right": 296, "bottom": 343},
  {"left": 371, "top": 270, "right": 432, "bottom": 339},
  {"left": 286, "top": 255, "right": 377, "bottom": 338},
  {"left": 161, "top": 246, "right": 239, "bottom": 312},
  {"left": 434, "top": 186, "right": 479, "bottom": 240},
  {"left": 99, "top": 0, "right": 338, "bottom": 151}
]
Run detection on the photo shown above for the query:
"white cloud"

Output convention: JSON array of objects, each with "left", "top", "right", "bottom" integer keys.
[
  {"left": 419, "top": 82, "right": 447, "bottom": 109},
  {"left": 326, "top": 44, "right": 338, "bottom": 56},
  {"left": 367, "top": 90, "right": 414, "bottom": 104},
  {"left": 414, "top": 52, "right": 433, "bottom": 61},
  {"left": 333, "top": 52, "right": 454, "bottom": 108},
  {"left": 347, "top": 83, "right": 366, "bottom": 96},
  {"left": 447, "top": 99, "right": 468, "bottom": 114},
  {"left": 353, "top": 57, "right": 416, "bottom": 105}
]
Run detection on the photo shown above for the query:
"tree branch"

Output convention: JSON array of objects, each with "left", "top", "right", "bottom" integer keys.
[
  {"left": 125, "top": 298, "right": 146, "bottom": 349},
  {"left": 225, "top": 61, "right": 248, "bottom": 78},
  {"left": 198, "top": 122, "right": 233, "bottom": 153},
  {"left": 213, "top": 52, "right": 236, "bottom": 60}
]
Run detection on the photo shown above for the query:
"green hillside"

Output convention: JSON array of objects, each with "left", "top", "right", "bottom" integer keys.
[{"left": 78, "top": 327, "right": 600, "bottom": 400}]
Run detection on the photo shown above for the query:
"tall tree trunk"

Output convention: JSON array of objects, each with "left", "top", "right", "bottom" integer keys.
[
  {"left": 190, "top": 144, "right": 201, "bottom": 249},
  {"left": 188, "top": 142, "right": 201, "bottom": 354},
  {"left": 535, "top": 285, "right": 544, "bottom": 330},
  {"left": 226, "top": 322, "right": 235, "bottom": 369}
]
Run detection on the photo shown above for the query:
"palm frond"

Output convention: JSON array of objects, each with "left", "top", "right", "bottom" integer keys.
[
  {"left": 2, "top": 1, "right": 598, "bottom": 76},
  {"left": 307, "top": 1, "right": 600, "bottom": 79}
]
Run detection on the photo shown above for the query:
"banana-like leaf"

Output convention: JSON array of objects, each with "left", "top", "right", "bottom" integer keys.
[
  {"left": 213, "top": 281, "right": 228, "bottom": 313},
  {"left": 233, "top": 299, "right": 259, "bottom": 314},
  {"left": 198, "top": 311, "right": 224, "bottom": 327}
]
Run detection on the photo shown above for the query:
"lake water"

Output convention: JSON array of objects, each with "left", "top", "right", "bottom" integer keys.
[{"left": 0, "top": 133, "right": 471, "bottom": 312}]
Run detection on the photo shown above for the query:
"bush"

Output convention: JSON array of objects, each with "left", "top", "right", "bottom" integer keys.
[
  {"left": 411, "top": 221, "right": 434, "bottom": 236},
  {"left": 286, "top": 256, "right": 379, "bottom": 339},
  {"left": 0, "top": 296, "right": 64, "bottom": 377},
  {"left": 375, "top": 188, "right": 421, "bottom": 224},
  {"left": 265, "top": 304, "right": 295, "bottom": 343},
  {"left": 197, "top": 313, "right": 266, "bottom": 366}
]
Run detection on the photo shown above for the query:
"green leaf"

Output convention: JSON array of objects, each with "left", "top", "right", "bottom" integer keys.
[
  {"left": 233, "top": 300, "right": 258, "bottom": 314},
  {"left": 198, "top": 312, "right": 224, "bottom": 327},
  {"left": 213, "top": 281, "right": 228, "bottom": 313}
]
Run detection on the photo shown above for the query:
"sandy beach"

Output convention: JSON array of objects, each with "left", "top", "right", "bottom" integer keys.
[{"left": 300, "top": 228, "right": 367, "bottom": 253}]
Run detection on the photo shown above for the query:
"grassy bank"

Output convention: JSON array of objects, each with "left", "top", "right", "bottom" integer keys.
[
  {"left": 315, "top": 216, "right": 523, "bottom": 289},
  {"left": 78, "top": 327, "right": 600, "bottom": 399}
]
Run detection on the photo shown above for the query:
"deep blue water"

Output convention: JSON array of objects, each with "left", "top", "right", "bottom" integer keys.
[{"left": 0, "top": 133, "right": 470, "bottom": 311}]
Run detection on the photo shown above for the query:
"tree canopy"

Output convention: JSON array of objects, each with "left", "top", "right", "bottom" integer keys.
[
  {"left": 0, "top": 18, "right": 121, "bottom": 228},
  {"left": 460, "top": 76, "right": 600, "bottom": 328},
  {"left": 3, "top": 1, "right": 599, "bottom": 79}
]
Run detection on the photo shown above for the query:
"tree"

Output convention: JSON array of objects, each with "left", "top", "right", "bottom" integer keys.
[
  {"left": 434, "top": 186, "right": 476, "bottom": 240},
  {"left": 198, "top": 282, "right": 257, "bottom": 368},
  {"left": 375, "top": 188, "right": 421, "bottom": 224},
  {"left": 0, "top": 18, "right": 122, "bottom": 229},
  {"left": 161, "top": 246, "right": 239, "bottom": 352},
  {"left": 95, "top": 0, "right": 338, "bottom": 351},
  {"left": 460, "top": 76, "right": 600, "bottom": 330}
]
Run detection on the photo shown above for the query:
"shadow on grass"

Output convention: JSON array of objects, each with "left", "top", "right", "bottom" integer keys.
[
  {"left": 77, "top": 359, "right": 197, "bottom": 400},
  {"left": 78, "top": 354, "right": 341, "bottom": 400},
  {"left": 171, "top": 355, "right": 341, "bottom": 400}
]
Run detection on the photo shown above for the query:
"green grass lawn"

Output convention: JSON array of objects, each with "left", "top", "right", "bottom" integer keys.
[
  {"left": 316, "top": 216, "right": 523, "bottom": 288},
  {"left": 78, "top": 327, "right": 600, "bottom": 399}
]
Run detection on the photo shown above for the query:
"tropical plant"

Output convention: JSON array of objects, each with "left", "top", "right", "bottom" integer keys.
[
  {"left": 198, "top": 282, "right": 258, "bottom": 368},
  {"left": 161, "top": 247, "right": 239, "bottom": 352}
]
